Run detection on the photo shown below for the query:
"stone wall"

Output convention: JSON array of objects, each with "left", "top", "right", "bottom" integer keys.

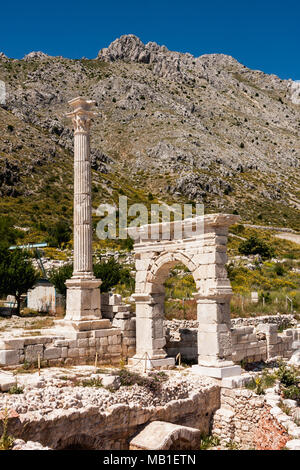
[
  {"left": 6, "top": 385, "right": 220, "bottom": 450},
  {"left": 0, "top": 294, "right": 138, "bottom": 368},
  {"left": 165, "top": 314, "right": 297, "bottom": 332},
  {"left": 165, "top": 318, "right": 299, "bottom": 364},
  {"left": 102, "top": 293, "right": 136, "bottom": 359},
  {"left": 166, "top": 327, "right": 197, "bottom": 362},
  {"left": 231, "top": 314, "right": 297, "bottom": 329},
  {"left": 0, "top": 327, "right": 123, "bottom": 367},
  {"left": 212, "top": 388, "right": 292, "bottom": 450},
  {"left": 1, "top": 309, "right": 299, "bottom": 367},
  {"left": 231, "top": 326, "right": 267, "bottom": 363}
]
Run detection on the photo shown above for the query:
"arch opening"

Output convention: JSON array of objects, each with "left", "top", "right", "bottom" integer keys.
[{"left": 161, "top": 262, "right": 197, "bottom": 321}]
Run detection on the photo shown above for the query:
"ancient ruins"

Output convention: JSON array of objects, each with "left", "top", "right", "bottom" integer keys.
[
  {"left": 0, "top": 98, "right": 299, "bottom": 450},
  {"left": 0, "top": 98, "right": 242, "bottom": 374}
]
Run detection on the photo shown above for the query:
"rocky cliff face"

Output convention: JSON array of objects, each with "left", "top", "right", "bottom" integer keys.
[{"left": 0, "top": 34, "right": 299, "bottom": 232}]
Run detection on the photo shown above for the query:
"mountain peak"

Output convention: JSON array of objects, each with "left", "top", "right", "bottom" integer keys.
[
  {"left": 98, "top": 34, "right": 152, "bottom": 63},
  {"left": 23, "top": 51, "right": 51, "bottom": 61}
]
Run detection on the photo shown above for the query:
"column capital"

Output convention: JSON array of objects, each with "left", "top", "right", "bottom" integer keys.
[{"left": 67, "top": 96, "right": 97, "bottom": 133}]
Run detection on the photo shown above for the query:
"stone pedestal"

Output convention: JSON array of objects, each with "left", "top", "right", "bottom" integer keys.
[
  {"left": 65, "top": 278, "right": 102, "bottom": 321},
  {"left": 192, "top": 364, "right": 241, "bottom": 379}
]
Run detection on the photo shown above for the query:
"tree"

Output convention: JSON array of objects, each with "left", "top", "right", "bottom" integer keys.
[
  {"left": 0, "top": 216, "right": 22, "bottom": 249},
  {"left": 48, "top": 263, "right": 73, "bottom": 296},
  {"left": 94, "top": 257, "right": 129, "bottom": 293},
  {"left": 0, "top": 248, "right": 39, "bottom": 314},
  {"left": 238, "top": 235, "right": 275, "bottom": 260},
  {"left": 46, "top": 221, "right": 72, "bottom": 248}
]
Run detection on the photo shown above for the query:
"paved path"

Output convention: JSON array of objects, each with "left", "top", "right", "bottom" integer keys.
[{"left": 274, "top": 232, "right": 300, "bottom": 245}]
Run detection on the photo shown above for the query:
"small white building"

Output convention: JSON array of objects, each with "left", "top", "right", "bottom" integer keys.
[{"left": 27, "top": 279, "right": 61, "bottom": 314}]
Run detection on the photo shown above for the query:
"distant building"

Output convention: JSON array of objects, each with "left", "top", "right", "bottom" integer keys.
[{"left": 27, "top": 279, "right": 64, "bottom": 314}]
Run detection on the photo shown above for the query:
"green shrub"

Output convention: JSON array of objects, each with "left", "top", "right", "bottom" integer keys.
[
  {"left": 0, "top": 216, "right": 21, "bottom": 249},
  {"left": 245, "top": 370, "right": 276, "bottom": 394},
  {"left": 81, "top": 378, "right": 103, "bottom": 388},
  {"left": 8, "top": 385, "right": 24, "bottom": 395},
  {"left": 238, "top": 235, "right": 275, "bottom": 260},
  {"left": 274, "top": 264, "right": 285, "bottom": 276},
  {"left": 199, "top": 434, "right": 220, "bottom": 450},
  {"left": 94, "top": 257, "right": 134, "bottom": 293},
  {"left": 276, "top": 362, "right": 299, "bottom": 387},
  {"left": 49, "top": 258, "right": 134, "bottom": 296},
  {"left": 0, "top": 410, "right": 14, "bottom": 450},
  {"left": 282, "top": 385, "right": 300, "bottom": 401}
]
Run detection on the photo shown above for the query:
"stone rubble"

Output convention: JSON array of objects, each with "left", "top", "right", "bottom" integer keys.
[{"left": 0, "top": 366, "right": 214, "bottom": 416}]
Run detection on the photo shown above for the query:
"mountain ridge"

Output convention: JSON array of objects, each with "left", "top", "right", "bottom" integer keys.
[{"left": 0, "top": 34, "right": 299, "bottom": 238}]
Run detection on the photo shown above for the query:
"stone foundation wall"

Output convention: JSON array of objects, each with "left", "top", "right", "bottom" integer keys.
[
  {"left": 6, "top": 386, "right": 220, "bottom": 450},
  {"left": 212, "top": 388, "right": 290, "bottom": 450},
  {"left": 231, "top": 326, "right": 267, "bottom": 363},
  {"left": 0, "top": 328, "right": 123, "bottom": 367},
  {"left": 165, "top": 314, "right": 297, "bottom": 333},
  {"left": 0, "top": 294, "right": 139, "bottom": 368},
  {"left": 165, "top": 320, "right": 299, "bottom": 364},
  {"left": 1, "top": 310, "right": 298, "bottom": 367}
]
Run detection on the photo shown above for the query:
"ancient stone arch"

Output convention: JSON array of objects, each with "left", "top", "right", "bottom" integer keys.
[{"left": 130, "top": 213, "right": 241, "bottom": 377}]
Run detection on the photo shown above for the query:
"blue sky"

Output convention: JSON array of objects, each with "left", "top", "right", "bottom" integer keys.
[{"left": 0, "top": 0, "right": 299, "bottom": 80}]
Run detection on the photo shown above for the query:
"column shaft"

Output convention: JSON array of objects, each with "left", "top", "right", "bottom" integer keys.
[{"left": 73, "top": 131, "right": 93, "bottom": 277}]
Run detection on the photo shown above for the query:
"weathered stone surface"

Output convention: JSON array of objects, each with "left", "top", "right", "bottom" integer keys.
[
  {"left": 101, "top": 375, "right": 121, "bottom": 390},
  {"left": 129, "top": 420, "right": 201, "bottom": 450},
  {"left": 0, "top": 374, "right": 17, "bottom": 392},
  {"left": 0, "top": 349, "right": 20, "bottom": 366},
  {"left": 285, "top": 439, "right": 300, "bottom": 450},
  {"left": 0, "top": 339, "right": 24, "bottom": 350},
  {"left": 131, "top": 214, "right": 238, "bottom": 371},
  {"left": 25, "top": 344, "right": 43, "bottom": 362}
]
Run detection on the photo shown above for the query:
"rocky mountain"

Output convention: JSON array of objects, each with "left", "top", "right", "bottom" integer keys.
[{"left": 0, "top": 34, "right": 299, "bottom": 237}]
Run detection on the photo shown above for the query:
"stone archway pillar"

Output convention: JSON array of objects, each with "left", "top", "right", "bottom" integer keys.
[
  {"left": 193, "top": 293, "right": 241, "bottom": 378},
  {"left": 129, "top": 293, "right": 175, "bottom": 369}
]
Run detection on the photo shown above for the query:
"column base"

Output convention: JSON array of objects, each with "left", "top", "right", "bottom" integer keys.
[
  {"left": 191, "top": 364, "right": 241, "bottom": 379},
  {"left": 65, "top": 277, "right": 102, "bottom": 322},
  {"left": 128, "top": 355, "right": 175, "bottom": 370}
]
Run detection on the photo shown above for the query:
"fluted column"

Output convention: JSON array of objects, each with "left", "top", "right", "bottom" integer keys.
[
  {"left": 69, "top": 101, "right": 94, "bottom": 278},
  {"left": 64, "top": 97, "right": 103, "bottom": 323}
]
